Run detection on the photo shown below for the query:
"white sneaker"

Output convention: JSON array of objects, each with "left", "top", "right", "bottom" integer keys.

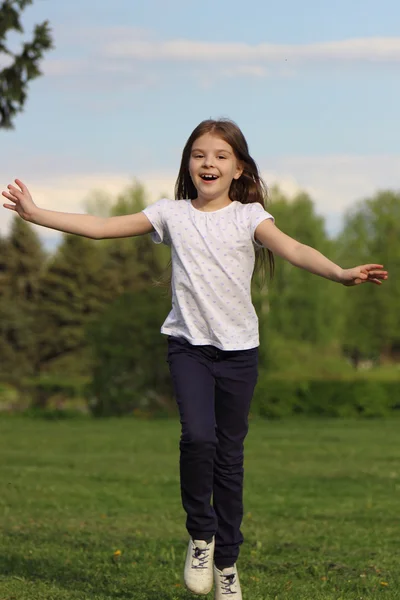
[
  {"left": 184, "top": 537, "right": 215, "bottom": 595},
  {"left": 214, "top": 564, "right": 242, "bottom": 599}
]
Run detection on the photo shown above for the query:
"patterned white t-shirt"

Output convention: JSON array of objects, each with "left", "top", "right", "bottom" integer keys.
[{"left": 142, "top": 198, "right": 274, "bottom": 350}]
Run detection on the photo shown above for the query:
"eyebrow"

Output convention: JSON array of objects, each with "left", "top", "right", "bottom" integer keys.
[{"left": 191, "top": 148, "right": 232, "bottom": 154}]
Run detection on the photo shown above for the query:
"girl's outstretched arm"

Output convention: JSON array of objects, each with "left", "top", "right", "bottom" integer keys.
[
  {"left": 255, "top": 219, "right": 388, "bottom": 286},
  {"left": 2, "top": 179, "right": 154, "bottom": 239}
]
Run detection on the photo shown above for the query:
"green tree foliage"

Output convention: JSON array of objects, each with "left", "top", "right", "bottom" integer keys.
[
  {"left": 83, "top": 182, "right": 172, "bottom": 415},
  {"left": 96, "top": 181, "right": 170, "bottom": 294},
  {"left": 6, "top": 215, "right": 45, "bottom": 298},
  {"left": 253, "top": 188, "right": 343, "bottom": 372},
  {"left": 87, "top": 288, "right": 172, "bottom": 417},
  {"left": 35, "top": 181, "right": 169, "bottom": 377},
  {"left": 0, "top": 234, "right": 9, "bottom": 298},
  {"left": 35, "top": 234, "right": 110, "bottom": 374},
  {"left": 0, "top": 218, "right": 45, "bottom": 380},
  {"left": 338, "top": 190, "right": 400, "bottom": 363},
  {"left": 0, "top": 0, "right": 53, "bottom": 128}
]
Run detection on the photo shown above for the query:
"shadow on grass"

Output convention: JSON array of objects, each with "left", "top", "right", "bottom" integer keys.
[{"left": 0, "top": 552, "right": 193, "bottom": 599}]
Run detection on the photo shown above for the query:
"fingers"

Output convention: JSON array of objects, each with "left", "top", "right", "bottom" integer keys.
[
  {"left": 1, "top": 180, "right": 23, "bottom": 207},
  {"left": 365, "top": 264, "right": 384, "bottom": 269},
  {"left": 2, "top": 182, "right": 23, "bottom": 203},
  {"left": 368, "top": 271, "right": 388, "bottom": 279},
  {"left": 2, "top": 186, "right": 18, "bottom": 211},
  {"left": 364, "top": 269, "right": 387, "bottom": 275},
  {"left": 350, "top": 265, "right": 388, "bottom": 286},
  {"left": 7, "top": 184, "right": 22, "bottom": 197},
  {"left": 3, "top": 203, "right": 16, "bottom": 211},
  {"left": 15, "top": 178, "right": 27, "bottom": 193},
  {"left": 363, "top": 271, "right": 387, "bottom": 284},
  {"left": 2, "top": 191, "right": 17, "bottom": 203},
  {"left": 361, "top": 267, "right": 388, "bottom": 278}
]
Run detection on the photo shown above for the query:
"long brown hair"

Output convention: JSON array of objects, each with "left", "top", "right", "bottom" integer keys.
[{"left": 175, "top": 118, "right": 274, "bottom": 281}]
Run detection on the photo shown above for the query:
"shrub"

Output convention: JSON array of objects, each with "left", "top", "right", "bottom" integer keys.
[
  {"left": 252, "top": 375, "right": 400, "bottom": 419},
  {"left": 0, "top": 382, "right": 20, "bottom": 412}
]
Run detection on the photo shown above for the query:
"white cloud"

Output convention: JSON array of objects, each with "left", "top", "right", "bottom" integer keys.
[
  {"left": 43, "top": 59, "right": 90, "bottom": 77},
  {"left": 102, "top": 36, "right": 400, "bottom": 64},
  {"left": 222, "top": 65, "right": 269, "bottom": 78},
  {"left": 266, "top": 154, "right": 400, "bottom": 212},
  {"left": 41, "top": 33, "right": 400, "bottom": 84}
]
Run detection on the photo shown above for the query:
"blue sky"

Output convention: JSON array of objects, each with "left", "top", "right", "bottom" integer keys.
[{"left": 1, "top": 0, "right": 400, "bottom": 246}]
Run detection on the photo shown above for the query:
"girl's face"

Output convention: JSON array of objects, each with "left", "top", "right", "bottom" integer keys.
[{"left": 189, "top": 133, "right": 243, "bottom": 202}]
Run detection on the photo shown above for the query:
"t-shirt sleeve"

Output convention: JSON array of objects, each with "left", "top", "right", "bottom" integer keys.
[
  {"left": 248, "top": 202, "right": 275, "bottom": 247},
  {"left": 142, "top": 198, "right": 171, "bottom": 245}
]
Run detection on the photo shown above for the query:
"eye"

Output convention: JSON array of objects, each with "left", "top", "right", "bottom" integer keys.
[
  {"left": 193, "top": 154, "right": 203, "bottom": 159},
  {"left": 218, "top": 155, "right": 227, "bottom": 159}
]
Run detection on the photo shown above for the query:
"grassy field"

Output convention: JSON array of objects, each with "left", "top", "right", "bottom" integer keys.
[{"left": 0, "top": 416, "right": 399, "bottom": 600}]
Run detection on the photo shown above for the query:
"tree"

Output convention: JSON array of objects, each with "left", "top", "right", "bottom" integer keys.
[
  {"left": 254, "top": 187, "right": 342, "bottom": 351},
  {"left": 0, "top": 0, "right": 53, "bottom": 129},
  {"left": 0, "top": 218, "right": 45, "bottom": 380},
  {"left": 6, "top": 215, "right": 45, "bottom": 299},
  {"left": 83, "top": 182, "right": 173, "bottom": 415},
  {"left": 36, "top": 234, "right": 109, "bottom": 374},
  {"left": 87, "top": 288, "right": 172, "bottom": 417},
  {"left": 86, "top": 180, "right": 170, "bottom": 294},
  {"left": 338, "top": 190, "right": 400, "bottom": 364},
  {"left": 0, "top": 234, "right": 9, "bottom": 298},
  {"left": 36, "top": 181, "right": 169, "bottom": 376}
]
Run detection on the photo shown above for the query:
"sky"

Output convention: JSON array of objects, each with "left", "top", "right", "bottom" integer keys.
[{"left": 1, "top": 0, "right": 400, "bottom": 247}]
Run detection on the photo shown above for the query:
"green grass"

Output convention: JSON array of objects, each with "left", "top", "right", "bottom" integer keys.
[{"left": 0, "top": 416, "right": 399, "bottom": 599}]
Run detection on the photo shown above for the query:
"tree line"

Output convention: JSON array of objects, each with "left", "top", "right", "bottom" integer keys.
[{"left": 0, "top": 182, "right": 399, "bottom": 414}]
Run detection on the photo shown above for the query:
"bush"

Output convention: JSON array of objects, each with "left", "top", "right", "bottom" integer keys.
[
  {"left": 0, "top": 382, "right": 21, "bottom": 412},
  {"left": 305, "top": 379, "right": 393, "bottom": 418},
  {"left": 253, "top": 378, "right": 304, "bottom": 419},
  {"left": 25, "top": 374, "right": 90, "bottom": 414},
  {"left": 252, "top": 374, "right": 400, "bottom": 419},
  {"left": 259, "top": 335, "right": 353, "bottom": 378}
]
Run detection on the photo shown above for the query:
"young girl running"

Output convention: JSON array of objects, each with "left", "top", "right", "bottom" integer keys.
[{"left": 2, "top": 119, "right": 388, "bottom": 599}]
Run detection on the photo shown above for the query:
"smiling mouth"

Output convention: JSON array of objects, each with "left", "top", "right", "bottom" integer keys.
[{"left": 200, "top": 174, "right": 219, "bottom": 181}]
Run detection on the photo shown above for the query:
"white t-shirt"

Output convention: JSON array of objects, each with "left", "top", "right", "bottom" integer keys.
[{"left": 142, "top": 198, "right": 274, "bottom": 350}]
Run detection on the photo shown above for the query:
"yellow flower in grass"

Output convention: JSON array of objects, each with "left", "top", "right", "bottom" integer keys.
[{"left": 380, "top": 581, "right": 389, "bottom": 587}]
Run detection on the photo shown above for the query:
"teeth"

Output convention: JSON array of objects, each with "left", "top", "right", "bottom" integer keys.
[{"left": 202, "top": 175, "right": 217, "bottom": 180}]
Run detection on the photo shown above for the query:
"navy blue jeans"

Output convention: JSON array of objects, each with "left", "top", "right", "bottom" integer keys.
[{"left": 167, "top": 336, "right": 259, "bottom": 569}]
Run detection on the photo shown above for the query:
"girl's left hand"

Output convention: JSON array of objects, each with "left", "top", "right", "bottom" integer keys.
[{"left": 340, "top": 264, "right": 388, "bottom": 286}]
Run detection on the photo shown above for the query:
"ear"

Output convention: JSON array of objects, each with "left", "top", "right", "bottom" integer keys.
[{"left": 233, "top": 162, "right": 244, "bottom": 180}]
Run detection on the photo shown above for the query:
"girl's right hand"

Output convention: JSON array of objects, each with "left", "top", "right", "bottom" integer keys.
[{"left": 2, "top": 179, "right": 37, "bottom": 221}]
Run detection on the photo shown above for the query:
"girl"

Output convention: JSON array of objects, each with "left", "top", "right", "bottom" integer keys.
[{"left": 2, "top": 119, "right": 387, "bottom": 599}]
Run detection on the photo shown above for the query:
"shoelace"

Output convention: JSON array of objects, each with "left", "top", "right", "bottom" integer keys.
[
  {"left": 192, "top": 545, "right": 210, "bottom": 569},
  {"left": 220, "top": 572, "right": 236, "bottom": 594}
]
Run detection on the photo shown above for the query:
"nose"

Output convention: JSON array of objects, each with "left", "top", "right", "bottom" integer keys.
[{"left": 202, "top": 154, "right": 214, "bottom": 167}]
